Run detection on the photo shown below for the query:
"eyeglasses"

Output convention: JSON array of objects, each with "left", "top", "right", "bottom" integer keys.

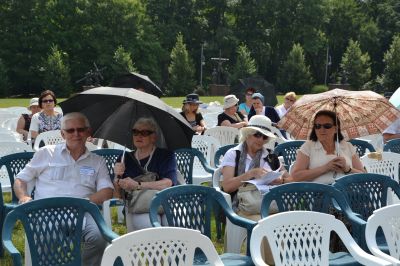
[
  {"left": 132, "top": 129, "right": 155, "bottom": 137},
  {"left": 246, "top": 93, "right": 253, "bottom": 96},
  {"left": 42, "top": 99, "right": 54, "bottom": 103},
  {"left": 63, "top": 127, "right": 87, "bottom": 134},
  {"left": 314, "top": 123, "right": 334, "bottom": 130},
  {"left": 253, "top": 132, "right": 269, "bottom": 140},
  {"left": 285, "top": 98, "right": 295, "bottom": 102}
]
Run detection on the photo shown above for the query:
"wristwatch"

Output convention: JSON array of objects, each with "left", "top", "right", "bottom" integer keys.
[{"left": 137, "top": 181, "right": 142, "bottom": 190}]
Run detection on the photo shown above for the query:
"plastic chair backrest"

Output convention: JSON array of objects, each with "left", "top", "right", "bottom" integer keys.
[
  {"left": 251, "top": 211, "right": 390, "bottom": 266},
  {"left": 333, "top": 173, "right": 400, "bottom": 220},
  {"left": 174, "top": 148, "right": 213, "bottom": 184},
  {"left": 2, "top": 197, "right": 118, "bottom": 266},
  {"left": 214, "top": 144, "right": 236, "bottom": 168},
  {"left": 204, "top": 126, "right": 239, "bottom": 146},
  {"left": 383, "top": 138, "right": 400, "bottom": 153},
  {"left": 91, "top": 149, "right": 123, "bottom": 181},
  {"left": 1, "top": 117, "right": 18, "bottom": 131},
  {"left": 191, "top": 135, "right": 221, "bottom": 167},
  {"left": 101, "top": 227, "right": 223, "bottom": 266},
  {"left": 273, "top": 140, "right": 305, "bottom": 167},
  {"left": 349, "top": 139, "right": 376, "bottom": 157},
  {"left": 361, "top": 152, "right": 400, "bottom": 183},
  {"left": 366, "top": 204, "right": 400, "bottom": 265},
  {"left": 0, "top": 132, "right": 20, "bottom": 142},
  {"left": 33, "top": 130, "right": 64, "bottom": 151},
  {"left": 0, "top": 152, "right": 34, "bottom": 203}
]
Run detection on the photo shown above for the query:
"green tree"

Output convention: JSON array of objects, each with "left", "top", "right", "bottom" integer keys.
[
  {"left": 43, "top": 45, "right": 71, "bottom": 97},
  {"left": 167, "top": 33, "right": 196, "bottom": 96},
  {"left": 340, "top": 40, "right": 371, "bottom": 90},
  {"left": 382, "top": 35, "right": 400, "bottom": 91},
  {"left": 277, "top": 43, "right": 313, "bottom": 94},
  {"left": 230, "top": 44, "right": 257, "bottom": 85},
  {"left": 0, "top": 59, "right": 9, "bottom": 97},
  {"left": 112, "top": 46, "right": 136, "bottom": 76}
]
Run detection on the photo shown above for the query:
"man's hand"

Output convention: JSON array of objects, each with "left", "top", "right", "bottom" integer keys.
[{"left": 18, "top": 196, "right": 32, "bottom": 204}]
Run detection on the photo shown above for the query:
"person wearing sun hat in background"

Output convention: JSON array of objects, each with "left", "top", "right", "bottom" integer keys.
[
  {"left": 16, "top": 97, "right": 41, "bottom": 141},
  {"left": 180, "top": 93, "right": 207, "bottom": 135},
  {"left": 217, "top": 94, "right": 248, "bottom": 128}
]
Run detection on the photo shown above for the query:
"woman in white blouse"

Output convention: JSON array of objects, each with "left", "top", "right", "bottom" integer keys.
[{"left": 289, "top": 110, "right": 365, "bottom": 184}]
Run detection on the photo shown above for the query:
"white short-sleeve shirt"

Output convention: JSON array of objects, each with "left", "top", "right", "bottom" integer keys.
[
  {"left": 299, "top": 140, "right": 356, "bottom": 184},
  {"left": 383, "top": 117, "right": 400, "bottom": 134},
  {"left": 275, "top": 104, "right": 288, "bottom": 119},
  {"left": 16, "top": 143, "right": 114, "bottom": 200}
]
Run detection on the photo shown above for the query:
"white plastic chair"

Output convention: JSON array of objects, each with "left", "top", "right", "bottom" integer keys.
[
  {"left": 0, "top": 132, "right": 22, "bottom": 142},
  {"left": 191, "top": 135, "right": 220, "bottom": 184},
  {"left": 33, "top": 130, "right": 64, "bottom": 151},
  {"left": 205, "top": 126, "right": 239, "bottom": 146},
  {"left": 202, "top": 112, "right": 219, "bottom": 128},
  {"left": 100, "top": 227, "right": 224, "bottom": 266},
  {"left": 361, "top": 151, "right": 400, "bottom": 204},
  {"left": 250, "top": 211, "right": 391, "bottom": 266},
  {"left": 212, "top": 168, "right": 247, "bottom": 254},
  {"left": 1, "top": 117, "right": 19, "bottom": 131},
  {"left": 366, "top": 204, "right": 400, "bottom": 265}
]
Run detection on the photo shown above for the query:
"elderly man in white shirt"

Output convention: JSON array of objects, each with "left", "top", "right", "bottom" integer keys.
[{"left": 14, "top": 112, "right": 114, "bottom": 266}]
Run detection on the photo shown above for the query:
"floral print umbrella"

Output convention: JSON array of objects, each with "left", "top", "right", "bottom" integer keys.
[{"left": 278, "top": 88, "right": 400, "bottom": 140}]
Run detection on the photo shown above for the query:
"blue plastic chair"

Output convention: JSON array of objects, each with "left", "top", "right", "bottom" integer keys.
[
  {"left": 383, "top": 138, "right": 400, "bottom": 153},
  {"left": 333, "top": 173, "right": 400, "bottom": 252},
  {"left": 0, "top": 151, "right": 34, "bottom": 257},
  {"left": 149, "top": 185, "right": 256, "bottom": 265},
  {"left": 273, "top": 140, "right": 305, "bottom": 168},
  {"left": 174, "top": 148, "right": 215, "bottom": 184},
  {"left": 2, "top": 197, "right": 119, "bottom": 266},
  {"left": 214, "top": 144, "right": 237, "bottom": 167},
  {"left": 349, "top": 139, "right": 376, "bottom": 157}
]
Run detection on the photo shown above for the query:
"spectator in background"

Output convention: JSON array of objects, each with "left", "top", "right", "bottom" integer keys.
[
  {"left": 217, "top": 95, "right": 248, "bottom": 129},
  {"left": 275, "top": 92, "right": 297, "bottom": 119},
  {"left": 383, "top": 117, "right": 400, "bottom": 143},
  {"left": 29, "top": 90, "right": 63, "bottom": 141},
  {"left": 248, "top": 93, "right": 281, "bottom": 123},
  {"left": 238, "top": 87, "right": 255, "bottom": 116},
  {"left": 180, "top": 93, "right": 206, "bottom": 135},
  {"left": 16, "top": 97, "right": 41, "bottom": 141}
]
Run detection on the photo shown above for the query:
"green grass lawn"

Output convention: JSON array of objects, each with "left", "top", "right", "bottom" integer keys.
[{"left": 0, "top": 94, "right": 285, "bottom": 264}]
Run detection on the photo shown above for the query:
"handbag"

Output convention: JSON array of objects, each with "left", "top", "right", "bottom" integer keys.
[{"left": 122, "top": 152, "right": 162, "bottom": 214}]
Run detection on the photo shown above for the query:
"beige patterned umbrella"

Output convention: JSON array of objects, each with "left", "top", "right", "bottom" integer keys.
[{"left": 278, "top": 88, "right": 400, "bottom": 140}]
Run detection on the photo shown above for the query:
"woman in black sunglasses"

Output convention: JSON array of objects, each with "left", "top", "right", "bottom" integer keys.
[
  {"left": 113, "top": 117, "right": 177, "bottom": 232},
  {"left": 290, "top": 110, "right": 364, "bottom": 184}
]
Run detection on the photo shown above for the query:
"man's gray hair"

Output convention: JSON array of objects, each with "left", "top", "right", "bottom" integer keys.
[{"left": 61, "top": 112, "right": 90, "bottom": 129}]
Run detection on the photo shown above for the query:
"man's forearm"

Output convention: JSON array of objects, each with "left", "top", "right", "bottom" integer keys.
[
  {"left": 14, "top": 179, "right": 31, "bottom": 202},
  {"left": 89, "top": 188, "right": 113, "bottom": 205}
]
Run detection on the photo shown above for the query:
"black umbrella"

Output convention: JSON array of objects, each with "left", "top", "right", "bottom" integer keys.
[
  {"left": 111, "top": 72, "right": 163, "bottom": 97},
  {"left": 231, "top": 77, "right": 278, "bottom": 107},
  {"left": 60, "top": 87, "right": 193, "bottom": 150}
]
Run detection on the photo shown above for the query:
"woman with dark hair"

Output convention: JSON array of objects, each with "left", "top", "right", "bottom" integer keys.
[
  {"left": 289, "top": 110, "right": 364, "bottom": 184},
  {"left": 29, "top": 90, "right": 63, "bottom": 140}
]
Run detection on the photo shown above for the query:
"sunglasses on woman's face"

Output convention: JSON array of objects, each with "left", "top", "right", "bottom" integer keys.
[
  {"left": 314, "top": 123, "right": 334, "bottom": 130},
  {"left": 253, "top": 132, "right": 268, "bottom": 140},
  {"left": 132, "top": 129, "right": 155, "bottom": 137},
  {"left": 42, "top": 99, "right": 54, "bottom": 103}
]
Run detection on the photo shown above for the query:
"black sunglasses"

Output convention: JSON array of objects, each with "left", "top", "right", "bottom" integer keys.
[
  {"left": 314, "top": 123, "right": 334, "bottom": 130},
  {"left": 63, "top": 127, "right": 87, "bottom": 134},
  {"left": 132, "top": 129, "right": 155, "bottom": 137},
  {"left": 253, "top": 132, "right": 268, "bottom": 140},
  {"left": 42, "top": 99, "right": 54, "bottom": 103}
]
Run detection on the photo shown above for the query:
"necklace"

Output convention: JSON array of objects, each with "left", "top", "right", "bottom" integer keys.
[{"left": 135, "top": 146, "right": 155, "bottom": 171}]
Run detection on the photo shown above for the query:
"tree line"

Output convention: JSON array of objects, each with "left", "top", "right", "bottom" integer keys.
[{"left": 0, "top": 0, "right": 399, "bottom": 98}]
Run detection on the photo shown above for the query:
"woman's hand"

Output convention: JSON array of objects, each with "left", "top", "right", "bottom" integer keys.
[
  {"left": 254, "top": 107, "right": 263, "bottom": 115},
  {"left": 114, "top": 162, "right": 125, "bottom": 176},
  {"left": 117, "top": 177, "right": 139, "bottom": 191},
  {"left": 332, "top": 156, "right": 349, "bottom": 173},
  {"left": 249, "top": 167, "right": 268, "bottom": 180}
]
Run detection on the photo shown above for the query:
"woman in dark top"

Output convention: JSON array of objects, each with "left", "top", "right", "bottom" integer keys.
[
  {"left": 180, "top": 93, "right": 206, "bottom": 134},
  {"left": 217, "top": 95, "right": 248, "bottom": 128},
  {"left": 16, "top": 97, "right": 41, "bottom": 141}
]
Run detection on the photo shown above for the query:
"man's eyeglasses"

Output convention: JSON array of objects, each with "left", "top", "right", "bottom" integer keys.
[
  {"left": 314, "top": 123, "right": 334, "bottom": 130},
  {"left": 132, "top": 129, "right": 155, "bottom": 137},
  {"left": 42, "top": 99, "right": 54, "bottom": 103},
  {"left": 285, "top": 98, "right": 295, "bottom": 102},
  {"left": 253, "top": 132, "right": 269, "bottom": 140},
  {"left": 63, "top": 127, "right": 87, "bottom": 134}
]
